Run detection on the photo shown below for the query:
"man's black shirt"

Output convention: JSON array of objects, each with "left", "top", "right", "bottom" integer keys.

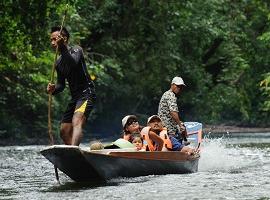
[{"left": 53, "top": 45, "right": 95, "bottom": 100}]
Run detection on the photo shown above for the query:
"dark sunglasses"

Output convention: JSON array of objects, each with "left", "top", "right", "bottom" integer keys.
[{"left": 127, "top": 120, "right": 138, "bottom": 126}]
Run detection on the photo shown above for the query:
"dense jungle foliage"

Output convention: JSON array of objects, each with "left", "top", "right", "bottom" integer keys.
[{"left": 0, "top": 0, "right": 270, "bottom": 141}]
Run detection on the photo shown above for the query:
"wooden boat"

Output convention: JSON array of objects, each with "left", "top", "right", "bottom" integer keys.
[
  {"left": 41, "top": 122, "right": 203, "bottom": 182},
  {"left": 41, "top": 145, "right": 199, "bottom": 182}
]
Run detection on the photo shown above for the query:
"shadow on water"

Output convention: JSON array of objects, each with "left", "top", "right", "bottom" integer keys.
[
  {"left": 45, "top": 180, "right": 115, "bottom": 192},
  {"left": 45, "top": 175, "right": 153, "bottom": 192}
]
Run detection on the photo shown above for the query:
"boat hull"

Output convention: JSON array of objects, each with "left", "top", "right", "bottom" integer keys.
[{"left": 41, "top": 145, "right": 199, "bottom": 182}]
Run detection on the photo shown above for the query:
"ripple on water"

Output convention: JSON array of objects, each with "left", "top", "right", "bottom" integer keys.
[{"left": 1, "top": 138, "right": 270, "bottom": 200}]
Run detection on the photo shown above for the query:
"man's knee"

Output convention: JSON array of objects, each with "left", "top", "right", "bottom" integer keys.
[{"left": 72, "top": 112, "right": 86, "bottom": 128}]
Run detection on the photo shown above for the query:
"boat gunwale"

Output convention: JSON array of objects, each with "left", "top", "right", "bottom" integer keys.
[
  {"left": 41, "top": 145, "right": 200, "bottom": 162},
  {"left": 82, "top": 149, "right": 199, "bottom": 162}
]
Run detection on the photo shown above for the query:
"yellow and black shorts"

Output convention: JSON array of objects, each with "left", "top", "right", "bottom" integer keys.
[{"left": 61, "top": 90, "right": 96, "bottom": 123}]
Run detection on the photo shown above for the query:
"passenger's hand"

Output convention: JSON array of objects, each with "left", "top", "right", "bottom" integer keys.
[{"left": 47, "top": 83, "right": 55, "bottom": 94}]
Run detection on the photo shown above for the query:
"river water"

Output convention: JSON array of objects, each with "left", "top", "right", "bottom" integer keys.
[{"left": 0, "top": 132, "right": 270, "bottom": 200}]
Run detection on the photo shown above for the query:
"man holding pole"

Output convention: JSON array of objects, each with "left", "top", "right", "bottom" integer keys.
[{"left": 47, "top": 26, "right": 96, "bottom": 146}]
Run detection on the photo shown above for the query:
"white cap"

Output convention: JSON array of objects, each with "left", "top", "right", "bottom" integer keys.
[
  {"left": 171, "top": 76, "right": 186, "bottom": 86},
  {"left": 147, "top": 115, "right": 161, "bottom": 124},
  {"left": 122, "top": 115, "right": 137, "bottom": 128}
]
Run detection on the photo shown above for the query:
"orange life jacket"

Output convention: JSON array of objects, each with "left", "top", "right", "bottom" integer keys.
[
  {"left": 140, "top": 127, "right": 172, "bottom": 151},
  {"left": 140, "top": 127, "right": 156, "bottom": 151},
  {"left": 159, "top": 128, "right": 172, "bottom": 150}
]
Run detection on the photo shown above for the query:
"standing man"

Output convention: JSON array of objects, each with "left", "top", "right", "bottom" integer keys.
[
  {"left": 158, "top": 76, "right": 189, "bottom": 151},
  {"left": 47, "top": 26, "right": 96, "bottom": 146}
]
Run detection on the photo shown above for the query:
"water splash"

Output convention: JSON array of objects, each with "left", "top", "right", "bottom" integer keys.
[{"left": 198, "top": 135, "right": 260, "bottom": 172}]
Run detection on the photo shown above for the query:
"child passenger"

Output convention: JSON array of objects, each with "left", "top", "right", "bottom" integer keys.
[{"left": 131, "top": 135, "right": 145, "bottom": 151}]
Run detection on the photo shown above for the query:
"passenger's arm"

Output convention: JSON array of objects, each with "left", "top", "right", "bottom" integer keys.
[{"left": 148, "top": 131, "right": 164, "bottom": 151}]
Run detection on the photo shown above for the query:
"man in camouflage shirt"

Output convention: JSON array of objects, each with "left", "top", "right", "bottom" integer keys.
[{"left": 158, "top": 77, "right": 190, "bottom": 151}]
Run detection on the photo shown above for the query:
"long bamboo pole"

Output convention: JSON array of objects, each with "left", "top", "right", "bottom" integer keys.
[{"left": 48, "top": 4, "right": 68, "bottom": 184}]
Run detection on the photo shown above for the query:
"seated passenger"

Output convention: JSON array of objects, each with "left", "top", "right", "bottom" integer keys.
[
  {"left": 147, "top": 115, "right": 195, "bottom": 155},
  {"left": 147, "top": 115, "right": 172, "bottom": 151},
  {"left": 140, "top": 116, "right": 164, "bottom": 151},
  {"left": 131, "top": 134, "right": 145, "bottom": 151},
  {"left": 104, "top": 115, "right": 142, "bottom": 149},
  {"left": 122, "top": 115, "right": 142, "bottom": 142}
]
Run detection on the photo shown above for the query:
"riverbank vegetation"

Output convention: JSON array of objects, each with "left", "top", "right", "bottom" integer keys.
[{"left": 1, "top": 0, "right": 270, "bottom": 142}]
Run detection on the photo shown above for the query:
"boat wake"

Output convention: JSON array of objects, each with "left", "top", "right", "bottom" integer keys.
[{"left": 198, "top": 135, "right": 267, "bottom": 172}]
